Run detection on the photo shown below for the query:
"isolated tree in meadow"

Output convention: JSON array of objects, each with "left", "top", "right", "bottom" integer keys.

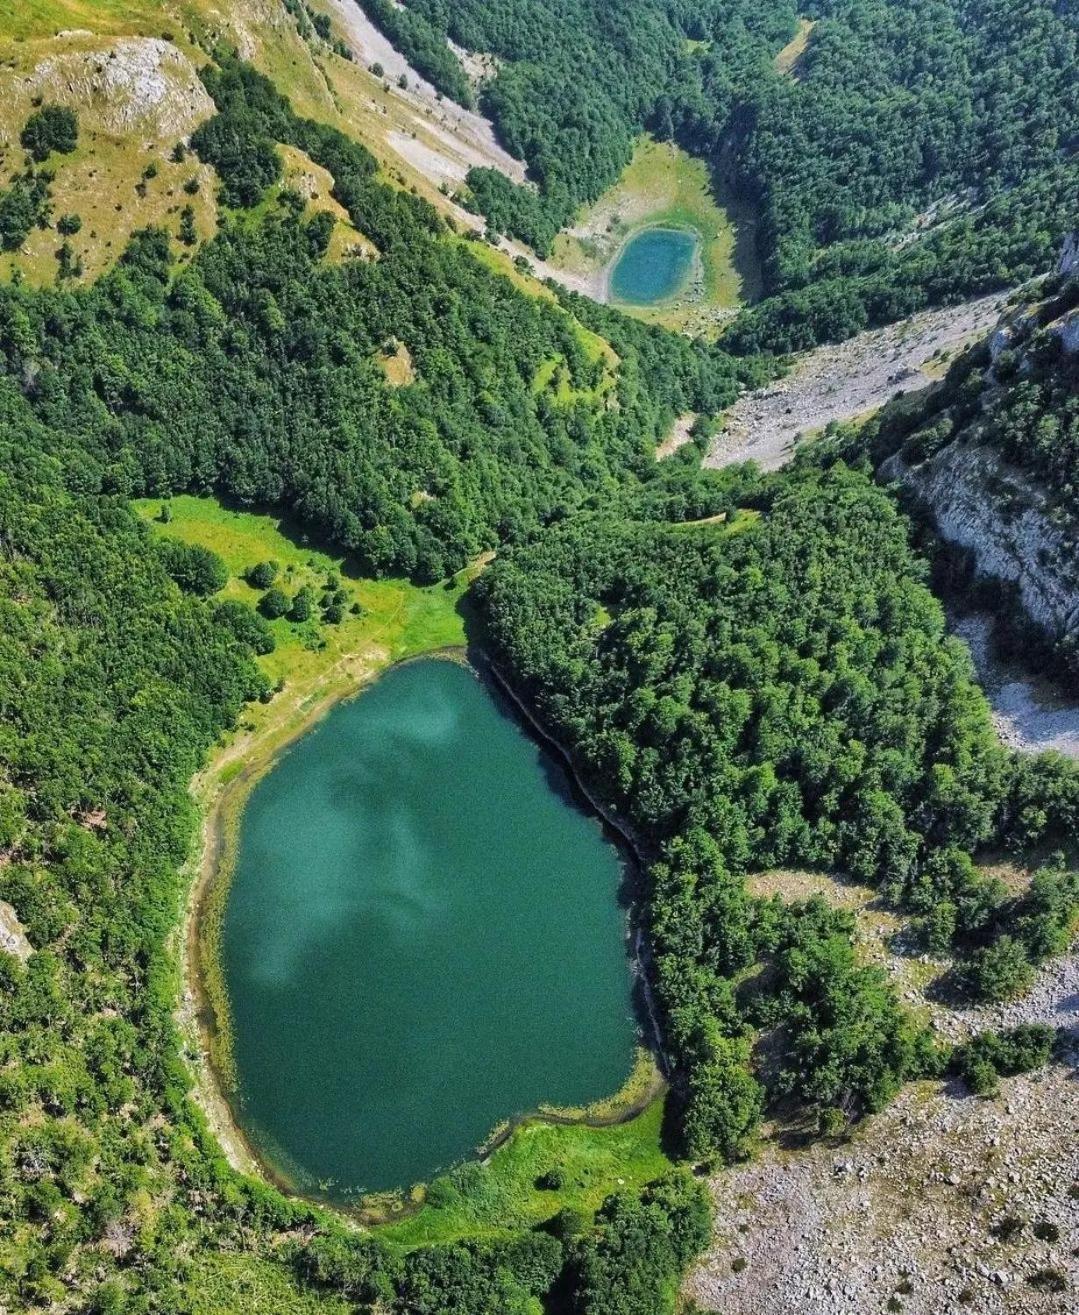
[
  {"left": 21, "top": 106, "right": 78, "bottom": 161},
  {"left": 259, "top": 586, "right": 290, "bottom": 619},
  {"left": 247, "top": 560, "right": 278, "bottom": 589}
]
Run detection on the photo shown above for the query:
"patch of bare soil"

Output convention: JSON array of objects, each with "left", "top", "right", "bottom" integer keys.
[
  {"left": 707, "top": 293, "right": 1010, "bottom": 471},
  {"left": 657, "top": 412, "right": 698, "bottom": 459},
  {"left": 688, "top": 1062, "right": 1079, "bottom": 1315}
]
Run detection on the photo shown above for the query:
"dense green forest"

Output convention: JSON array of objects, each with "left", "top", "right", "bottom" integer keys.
[
  {"left": 478, "top": 464, "right": 1079, "bottom": 1146},
  {"left": 1, "top": 31, "right": 1077, "bottom": 1315},
  {"left": 0, "top": 57, "right": 756, "bottom": 586},
  {"left": 0, "top": 57, "right": 762, "bottom": 1313},
  {"left": 364, "top": 0, "right": 1078, "bottom": 349}
]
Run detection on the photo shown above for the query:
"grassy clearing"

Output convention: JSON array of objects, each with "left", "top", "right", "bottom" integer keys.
[
  {"left": 0, "top": 132, "right": 217, "bottom": 287},
  {"left": 134, "top": 494, "right": 470, "bottom": 708},
  {"left": 455, "top": 235, "right": 620, "bottom": 400},
  {"left": 278, "top": 143, "right": 376, "bottom": 263},
  {"left": 673, "top": 507, "right": 762, "bottom": 534},
  {"left": 775, "top": 18, "right": 816, "bottom": 78},
  {"left": 0, "top": 24, "right": 218, "bottom": 285},
  {"left": 531, "top": 335, "right": 617, "bottom": 406},
  {"left": 0, "top": 0, "right": 162, "bottom": 40},
  {"left": 458, "top": 234, "right": 560, "bottom": 302},
  {"left": 378, "top": 1096, "right": 671, "bottom": 1250},
  {"left": 375, "top": 335, "right": 416, "bottom": 385},
  {"left": 549, "top": 135, "right": 761, "bottom": 335},
  {"left": 745, "top": 869, "right": 942, "bottom": 1011},
  {"left": 188, "top": 1253, "right": 351, "bottom": 1315}
]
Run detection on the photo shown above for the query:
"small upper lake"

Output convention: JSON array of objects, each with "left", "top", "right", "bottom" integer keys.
[
  {"left": 222, "top": 657, "right": 637, "bottom": 1198},
  {"left": 610, "top": 226, "right": 699, "bottom": 305}
]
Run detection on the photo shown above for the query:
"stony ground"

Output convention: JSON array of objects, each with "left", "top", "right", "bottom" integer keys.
[
  {"left": 706, "top": 293, "right": 1011, "bottom": 471},
  {"left": 713, "top": 849, "right": 1079, "bottom": 1315},
  {"left": 688, "top": 1061, "right": 1079, "bottom": 1315},
  {"left": 951, "top": 615, "right": 1079, "bottom": 761}
]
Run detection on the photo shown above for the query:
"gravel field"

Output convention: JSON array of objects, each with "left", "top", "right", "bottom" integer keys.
[
  {"left": 706, "top": 293, "right": 1010, "bottom": 471},
  {"left": 688, "top": 1061, "right": 1079, "bottom": 1315},
  {"left": 951, "top": 614, "right": 1079, "bottom": 760}
]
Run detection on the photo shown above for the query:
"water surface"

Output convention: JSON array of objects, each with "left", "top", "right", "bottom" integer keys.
[
  {"left": 611, "top": 226, "right": 698, "bottom": 304},
  {"left": 223, "top": 658, "right": 636, "bottom": 1197}
]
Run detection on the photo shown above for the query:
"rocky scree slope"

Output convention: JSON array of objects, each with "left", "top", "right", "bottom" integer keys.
[{"left": 876, "top": 240, "right": 1079, "bottom": 649}]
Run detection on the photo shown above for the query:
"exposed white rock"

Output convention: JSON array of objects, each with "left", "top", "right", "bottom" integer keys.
[
  {"left": 707, "top": 292, "right": 1008, "bottom": 471},
  {"left": 0, "top": 900, "right": 31, "bottom": 963},
  {"left": 28, "top": 38, "right": 213, "bottom": 139},
  {"left": 885, "top": 441, "right": 1079, "bottom": 643},
  {"left": 1052, "top": 309, "right": 1079, "bottom": 356}
]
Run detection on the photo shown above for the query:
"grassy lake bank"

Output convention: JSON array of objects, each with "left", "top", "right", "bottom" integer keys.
[{"left": 137, "top": 495, "right": 671, "bottom": 1238}]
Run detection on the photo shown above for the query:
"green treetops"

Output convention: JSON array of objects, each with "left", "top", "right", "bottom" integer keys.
[{"left": 21, "top": 105, "right": 78, "bottom": 161}]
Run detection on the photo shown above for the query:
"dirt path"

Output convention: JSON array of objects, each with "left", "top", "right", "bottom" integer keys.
[{"left": 706, "top": 292, "right": 1010, "bottom": 471}]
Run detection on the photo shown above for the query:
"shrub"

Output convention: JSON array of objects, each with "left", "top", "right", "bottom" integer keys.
[
  {"left": 179, "top": 205, "right": 197, "bottom": 246},
  {"left": 954, "top": 1025, "right": 1056, "bottom": 1096},
  {"left": 21, "top": 106, "right": 78, "bottom": 161},
  {"left": 259, "top": 586, "right": 290, "bottom": 619},
  {"left": 246, "top": 560, "right": 278, "bottom": 589},
  {"left": 288, "top": 587, "right": 315, "bottom": 622},
  {"left": 964, "top": 935, "right": 1035, "bottom": 1002},
  {"left": 681, "top": 1035, "right": 762, "bottom": 1165},
  {"left": 157, "top": 540, "right": 228, "bottom": 595},
  {"left": 213, "top": 600, "right": 276, "bottom": 655}
]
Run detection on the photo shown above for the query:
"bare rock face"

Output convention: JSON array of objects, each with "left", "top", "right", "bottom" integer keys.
[
  {"left": 28, "top": 38, "right": 213, "bottom": 139},
  {"left": 1060, "top": 232, "right": 1079, "bottom": 278},
  {"left": 1052, "top": 309, "right": 1079, "bottom": 356},
  {"left": 885, "top": 237, "right": 1079, "bottom": 644},
  {"left": 0, "top": 900, "right": 32, "bottom": 963},
  {"left": 886, "top": 440, "right": 1079, "bottom": 643}
]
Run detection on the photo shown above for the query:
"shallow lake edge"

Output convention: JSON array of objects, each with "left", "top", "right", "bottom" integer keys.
[
  {"left": 181, "top": 642, "right": 667, "bottom": 1220},
  {"left": 607, "top": 222, "right": 703, "bottom": 308}
]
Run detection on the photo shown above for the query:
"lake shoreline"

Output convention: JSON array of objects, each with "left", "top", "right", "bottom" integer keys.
[
  {"left": 181, "top": 634, "right": 667, "bottom": 1221},
  {"left": 608, "top": 223, "right": 701, "bottom": 309}
]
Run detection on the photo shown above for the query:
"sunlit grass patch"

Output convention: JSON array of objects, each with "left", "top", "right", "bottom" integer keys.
[
  {"left": 134, "top": 494, "right": 470, "bottom": 710},
  {"left": 378, "top": 1095, "right": 671, "bottom": 1249},
  {"left": 187, "top": 1253, "right": 350, "bottom": 1315}
]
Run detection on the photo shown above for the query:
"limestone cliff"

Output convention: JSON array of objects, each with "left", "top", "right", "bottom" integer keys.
[
  {"left": 884, "top": 440, "right": 1079, "bottom": 641},
  {"left": 881, "top": 238, "right": 1079, "bottom": 643}
]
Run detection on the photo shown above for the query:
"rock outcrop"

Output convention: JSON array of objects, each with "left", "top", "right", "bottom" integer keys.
[
  {"left": 28, "top": 37, "right": 213, "bottom": 138},
  {"left": 0, "top": 900, "right": 32, "bottom": 963},
  {"left": 884, "top": 243, "right": 1079, "bottom": 644},
  {"left": 885, "top": 441, "right": 1079, "bottom": 642}
]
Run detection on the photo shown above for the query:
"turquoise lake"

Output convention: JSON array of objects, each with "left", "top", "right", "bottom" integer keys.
[
  {"left": 610, "top": 226, "right": 699, "bottom": 304},
  {"left": 222, "top": 657, "right": 637, "bottom": 1198}
]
